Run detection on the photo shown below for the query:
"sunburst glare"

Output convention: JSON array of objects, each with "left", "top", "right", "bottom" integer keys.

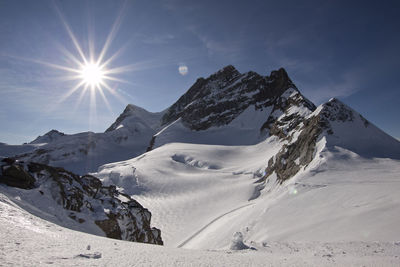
[
  {"left": 80, "top": 62, "right": 105, "bottom": 88},
  {"left": 21, "top": 2, "right": 136, "bottom": 118}
]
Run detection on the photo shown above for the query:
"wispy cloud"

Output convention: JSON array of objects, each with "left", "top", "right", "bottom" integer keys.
[
  {"left": 261, "top": 28, "right": 364, "bottom": 104},
  {"left": 186, "top": 25, "right": 244, "bottom": 62},
  {"left": 299, "top": 77, "right": 359, "bottom": 104},
  {"left": 140, "top": 33, "right": 175, "bottom": 45},
  {"left": 161, "top": 0, "right": 199, "bottom": 12}
]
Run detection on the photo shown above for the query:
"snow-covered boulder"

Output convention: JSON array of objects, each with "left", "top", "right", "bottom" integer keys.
[{"left": 229, "top": 232, "right": 249, "bottom": 250}]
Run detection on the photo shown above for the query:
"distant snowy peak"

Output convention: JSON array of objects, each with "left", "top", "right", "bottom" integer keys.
[
  {"left": 161, "top": 65, "right": 298, "bottom": 131},
  {"left": 105, "top": 104, "right": 164, "bottom": 133},
  {"left": 13, "top": 105, "right": 165, "bottom": 174},
  {"left": 314, "top": 98, "right": 400, "bottom": 159},
  {"left": 29, "top": 129, "right": 66, "bottom": 144},
  {"left": 316, "top": 98, "right": 364, "bottom": 124}
]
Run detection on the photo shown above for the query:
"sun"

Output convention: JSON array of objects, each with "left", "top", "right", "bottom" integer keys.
[
  {"left": 21, "top": 3, "right": 138, "bottom": 114},
  {"left": 80, "top": 62, "right": 105, "bottom": 88}
]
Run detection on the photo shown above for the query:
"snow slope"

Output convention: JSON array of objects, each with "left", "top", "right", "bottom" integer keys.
[
  {"left": 153, "top": 105, "right": 274, "bottom": 147},
  {"left": 90, "top": 95, "right": 400, "bottom": 251},
  {"left": 1, "top": 193, "right": 399, "bottom": 266},
  {"left": 94, "top": 136, "right": 400, "bottom": 251},
  {"left": 96, "top": 139, "right": 282, "bottom": 246},
  {"left": 0, "top": 142, "right": 40, "bottom": 157}
]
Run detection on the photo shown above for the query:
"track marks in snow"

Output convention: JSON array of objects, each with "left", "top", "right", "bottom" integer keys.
[{"left": 177, "top": 203, "right": 254, "bottom": 248}]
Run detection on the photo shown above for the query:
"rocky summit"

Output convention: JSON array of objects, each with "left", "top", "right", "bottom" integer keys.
[{"left": 161, "top": 65, "right": 299, "bottom": 130}]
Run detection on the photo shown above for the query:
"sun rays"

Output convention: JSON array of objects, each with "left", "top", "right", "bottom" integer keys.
[
  {"left": 23, "top": 2, "right": 135, "bottom": 117},
  {"left": 53, "top": 3, "right": 130, "bottom": 113}
]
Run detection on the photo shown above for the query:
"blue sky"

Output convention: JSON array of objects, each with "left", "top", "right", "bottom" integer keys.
[{"left": 0, "top": 0, "right": 399, "bottom": 144}]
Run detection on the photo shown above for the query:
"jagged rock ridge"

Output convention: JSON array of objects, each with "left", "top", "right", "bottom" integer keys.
[
  {"left": 161, "top": 65, "right": 298, "bottom": 130},
  {"left": 148, "top": 66, "right": 316, "bottom": 150}
]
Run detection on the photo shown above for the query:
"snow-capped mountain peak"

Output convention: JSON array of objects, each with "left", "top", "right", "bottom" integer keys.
[
  {"left": 106, "top": 104, "right": 164, "bottom": 132},
  {"left": 313, "top": 97, "right": 400, "bottom": 159},
  {"left": 160, "top": 66, "right": 297, "bottom": 132},
  {"left": 29, "top": 129, "right": 66, "bottom": 144}
]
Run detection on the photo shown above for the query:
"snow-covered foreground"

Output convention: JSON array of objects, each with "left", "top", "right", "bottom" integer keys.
[
  {"left": 1, "top": 193, "right": 400, "bottom": 266},
  {"left": 95, "top": 137, "right": 400, "bottom": 251},
  {"left": 96, "top": 139, "right": 281, "bottom": 247}
]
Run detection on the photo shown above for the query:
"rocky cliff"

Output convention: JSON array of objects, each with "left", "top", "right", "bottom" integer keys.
[{"left": 0, "top": 158, "right": 163, "bottom": 245}]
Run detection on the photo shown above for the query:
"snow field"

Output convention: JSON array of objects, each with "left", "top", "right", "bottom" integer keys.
[
  {"left": 96, "top": 136, "right": 400, "bottom": 251},
  {"left": 1, "top": 192, "right": 400, "bottom": 266}
]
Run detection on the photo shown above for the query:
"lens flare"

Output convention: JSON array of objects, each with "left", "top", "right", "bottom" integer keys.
[
  {"left": 179, "top": 65, "right": 188, "bottom": 76},
  {"left": 288, "top": 185, "right": 298, "bottom": 195}
]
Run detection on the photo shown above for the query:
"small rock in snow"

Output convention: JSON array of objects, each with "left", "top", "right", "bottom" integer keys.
[
  {"left": 75, "top": 252, "right": 102, "bottom": 259},
  {"left": 230, "top": 232, "right": 249, "bottom": 250}
]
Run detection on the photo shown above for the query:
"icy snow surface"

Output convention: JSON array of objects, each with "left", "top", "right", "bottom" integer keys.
[{"left": 1, "top": 192, "right": 400, "bottom": 266}]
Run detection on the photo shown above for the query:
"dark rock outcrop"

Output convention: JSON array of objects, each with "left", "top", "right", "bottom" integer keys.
[
  {"left": 0, "top": 158, "right": 36, "bottom": 189},
  {"left": 0, "top": 159, "right": 163, "bottom": 245},
  {"left": 261, "top": 89, "right": 316, "bottom": 139},
  {"left": 264, "top": 115, "right": 323, "bottom": 182}
]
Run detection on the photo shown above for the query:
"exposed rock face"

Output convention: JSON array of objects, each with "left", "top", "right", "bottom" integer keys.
[
  {"left": 161, "top": 65, "right": 297, "bottom": 131},
  {"left": 0, "top": 158, "right": 35, "bottom": 189},
  {"left": 264, "top": 115, "right": 324, "bottom": 182},
  {"left": 0, "top": 158, "right": 163, "bottom": 245},
  {"left": 261, "top": 88, "right": 316, "bottom": 138},
  {"left": 262, "top": 98, "right": 373, "bottom": 183}
]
